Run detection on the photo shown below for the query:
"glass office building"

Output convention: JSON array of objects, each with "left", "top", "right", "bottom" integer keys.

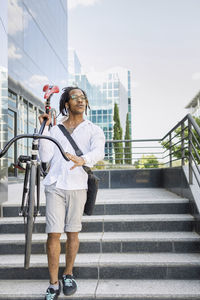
[
  {"left": 7, "top": 0, "right": 68, "bottom": 177},
  {"left": 185, "top": 90, "right": 200, "bottom": 117},
  {"left": 69, "top": 61, "right": 132, "bottom": 141},
  {"left": 0, "top": 0, "right": 8, "bottom": 204},
  {"left": 8, "top": 76, "right": 45, "bottom": 177},
  {"left": 88, "top": 67, "right": 132, "bottom": 141},
  {"left": 8, "top": 0, "right": 68, "bottom": 105},
  {"left": 69, "top": 62, "right": 133, "bottom": 162},
  {"left": 0, "top": 0, "right": 68, "bottom": 189}
]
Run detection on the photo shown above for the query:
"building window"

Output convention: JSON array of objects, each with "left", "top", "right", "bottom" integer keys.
[
  {"left": 28, "top": 103, "right": 35, "bottom": 134},
  {"left": 97, "top": 115, "right": 102, "bottom": 123},
  {"left": 108, "top": 82, "right": 112, "bottom": 89},
  {"left": 114, "top": 90, "right": 119, "bottom": 97},
  {"left": 92, "top": 116, "right": 96, "bottom": 123},
  {"left": 114, "top": 82, "right": 119, "bottom": 89},
  {"left": 103, "top": 115, "right": 107, "bottom": 123},
  {"left": 8, "top": 109, "right": 17, "bottom": 176},
  {"left": 8, "top": 90, "right": 17, "bottom": 108},
  {"left": 108, "top": 91, "right": 112, "bottom": 97}
]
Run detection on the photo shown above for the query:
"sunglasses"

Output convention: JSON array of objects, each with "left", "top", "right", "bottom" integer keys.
[{"left": 70, "top": 95, "right": 87, "bottom": 102}]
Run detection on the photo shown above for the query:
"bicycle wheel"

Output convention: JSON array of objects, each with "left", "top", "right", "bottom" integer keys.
[{"left": 24, "top": 163, "right": 36, "bottom": 269}]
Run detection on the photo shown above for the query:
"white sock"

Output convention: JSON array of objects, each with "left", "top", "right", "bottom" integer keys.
[{"left": 49, "top": 283, "right": 59, "bottom": 290}]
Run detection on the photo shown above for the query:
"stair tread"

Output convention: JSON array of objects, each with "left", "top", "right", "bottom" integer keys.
[
  {"left": 0, "top": 279, "right": 200, "bottom": 298},
  {"left": 0, "top": 231, "right": 199, "bottom": 243},
  {"left": 1, "top": 253, "right": 200, "bottom": 267},
  {"left": 2, "top": 198, "right": 189, "bottom": 207},
  {"left": 7, "top": 185, "right": 188, "bottom": 205},
  {"left": 1, "top": 279, "right": 200, "bottom": 298},
  {"left": 97, "top": 279, "right": 200, "bottom": 297},
  {"left": 0, "top": 214, "right": 194, "bottom": 224}
]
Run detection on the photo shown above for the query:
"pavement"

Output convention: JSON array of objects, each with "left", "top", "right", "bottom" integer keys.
[{"left": 7, "top": 181, "right": 183, "bottom": 205}]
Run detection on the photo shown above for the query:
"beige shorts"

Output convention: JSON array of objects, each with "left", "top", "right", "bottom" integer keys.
[{"left": 44, "top": 183, "right": 87, "bottom": 233}]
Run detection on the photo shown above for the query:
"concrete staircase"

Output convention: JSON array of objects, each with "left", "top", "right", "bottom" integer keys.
[{"left": 0, "top": 188, "right": 200, "bottom": 299}]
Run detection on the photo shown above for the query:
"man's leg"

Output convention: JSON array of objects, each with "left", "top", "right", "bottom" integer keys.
[
  {"left": 63, "top": 232, "right": 79, "bottom": 275},
  {"left": 61, "top": 190, "right": 86, "bottom": 296},
  {"left": 47, "top": 232, "right": 61, "bottom": 284}
]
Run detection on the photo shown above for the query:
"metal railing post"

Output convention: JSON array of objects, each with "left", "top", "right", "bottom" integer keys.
[
  {"left": 188, "top": 119, "right": 193, "bottom": 184},
  {"left": 181, "top": 122, "right": 185, "bottom": 166},
  {"left": 169, "top": 133, "right": 172, "bottom": 167}
]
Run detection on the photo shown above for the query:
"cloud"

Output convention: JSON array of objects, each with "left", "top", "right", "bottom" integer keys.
[
  {"left": 8, "top": 0, "right": 32, "bottom": 35},
  {"left": 68, "top": 0, "right": 101, "bottom": 10},
  {"left": 8, "top": 44, "right": 22, "bottom": 59},
  {"left": 8, "top": 0, "right": 23, "bottom": 35},
  {"left": 60, "top": 79, "right": 68, "bottom": 86},
  {"left": 24, "top": 74, "right": 49, "bottom": 89},
  {"left": 192, "top": 72, "right": 200, "bottom": 80}
]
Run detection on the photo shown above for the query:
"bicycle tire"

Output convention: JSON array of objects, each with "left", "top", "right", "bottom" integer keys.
[{"left": 24, "top": 164, "right": 36, "bottom": 269}]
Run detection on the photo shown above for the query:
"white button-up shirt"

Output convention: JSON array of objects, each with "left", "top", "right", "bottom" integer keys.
[{"left": 39, "top": 120, "right": 105, "bottom": 190}]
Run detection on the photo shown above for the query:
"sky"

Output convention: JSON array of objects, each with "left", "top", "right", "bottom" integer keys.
[{"left": 68, "top": 0, "right": 200, "bottom": 139}]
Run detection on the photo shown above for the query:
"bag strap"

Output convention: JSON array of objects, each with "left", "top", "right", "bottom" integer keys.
[{"left": 58, "top": 124, "right": 92, "bottom": 175}]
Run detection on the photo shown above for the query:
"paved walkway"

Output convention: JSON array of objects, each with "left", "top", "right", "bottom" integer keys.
[{"left": 7, "top": 181, "right": 183, "bottom": 205}]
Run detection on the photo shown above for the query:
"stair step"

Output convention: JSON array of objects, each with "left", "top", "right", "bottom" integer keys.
[
  {"left": 0, "top": 232, "right": 199, "bottom": 254},
  {"left": 2, "top": 198, "right": 190, "bottom": 217},
  {"left": 0, "top": 253, "right": 200, "bottom": 280},
  {"left": 0, "top": 279, "right": 200, "bottom": 300},
  {"left": 1, "top": 279, "right": 200, "bottom": 300},
  {"left": 0, "top": 214, "right": 194, "bottom": 233}
]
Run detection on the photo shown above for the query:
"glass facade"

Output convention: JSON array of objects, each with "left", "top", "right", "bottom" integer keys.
[
  {"left": 8, "top": 0, "right": 68, "bottom": 110},
  {"left": 0, "top": 0, "right": 8, "bottom": 204},
  {"left": 5, "top": 0, "right": 68, "bottom": 179},
  {"left": 8, "top": 76, "right": 45, "bottom": 177},
  {"left": 69, "top": 63, "right": 133, "bottom": 161},
  {"left": 87, "top": 68, "right": 132, "bottom": 141}
]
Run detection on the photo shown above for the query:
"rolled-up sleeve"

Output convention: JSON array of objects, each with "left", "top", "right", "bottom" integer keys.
[
  {"left": 82, "top": 126, "right": 105, "bottom": 167},
  {"left": 39, "top": 126, "right": 55, "bottom": 163}
]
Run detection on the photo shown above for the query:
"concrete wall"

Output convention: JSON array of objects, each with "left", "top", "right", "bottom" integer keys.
[{"left": 94, "top": 169, "right": 162, "bottom": 189}]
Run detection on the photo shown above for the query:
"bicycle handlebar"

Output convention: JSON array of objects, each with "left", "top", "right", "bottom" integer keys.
[{"left": 0, "top": 134, "right": 70, "bottom": 161}]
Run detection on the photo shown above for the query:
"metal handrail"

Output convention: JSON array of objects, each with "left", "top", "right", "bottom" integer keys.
[{"left": 102, "top": 113, "right": 200, "bottom": 197}]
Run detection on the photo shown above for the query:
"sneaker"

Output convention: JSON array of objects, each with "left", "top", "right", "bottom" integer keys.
[
  {"left": 45, "top": 281, "right": 61, "bottom": 300},
  {"left": 62, "top": 274, "right": 77, "bottom": 296}
]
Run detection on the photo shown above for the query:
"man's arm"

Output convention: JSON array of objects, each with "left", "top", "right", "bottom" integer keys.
[
  {"left": 38, "top": 113, "right": 55, "bottom": 163},
  {"left": 81, "top": 126, "right": 105, "bottom": 167},
  {"left": 39, "top": 126, "right": 56, "bottom": 163}
]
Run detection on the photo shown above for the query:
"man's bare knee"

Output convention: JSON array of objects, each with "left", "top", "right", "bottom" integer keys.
[
  {"left": 48, "top": 233, "right": 61, "bottom": 241},
  {"left": 66, "top": 232, "right": 79, "bottom": 242}
]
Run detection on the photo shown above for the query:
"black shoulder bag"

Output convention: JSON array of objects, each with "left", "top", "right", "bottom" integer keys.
[{"left": 58, "top": 124, "right": 99, "bottom": 216}]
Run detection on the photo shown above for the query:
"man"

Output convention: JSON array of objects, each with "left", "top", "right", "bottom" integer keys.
[{"left": 38, "top": 87, "right": 105, "bottom": 300}]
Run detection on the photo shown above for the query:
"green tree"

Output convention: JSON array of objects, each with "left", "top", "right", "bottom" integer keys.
[
  {"left": 161, "top": 116, "right": 200, "bottom": 164},
  {"left": 113, "top": 103, "right": 123, "bottom": 164},
  {"left": 124, "top": 113, "right": 132, "bottom": 164},
  {"left": 134, "top": 154, "right": 159, "bottom": 168}
]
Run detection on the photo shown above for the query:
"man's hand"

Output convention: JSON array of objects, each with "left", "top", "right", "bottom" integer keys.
[
  {"left": 38, "top": 112, "right": 52, "bottom": 126},
  {"left": 65, "top": 153, "right": 85, "bottom": 170}
]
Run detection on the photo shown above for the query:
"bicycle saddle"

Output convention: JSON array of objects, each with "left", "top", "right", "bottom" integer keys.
[{"left": 43, "top": 85, "right": 59, "bottom": 99}]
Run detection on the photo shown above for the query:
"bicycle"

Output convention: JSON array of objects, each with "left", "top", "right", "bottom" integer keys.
[{"left": 0, "top": 85, "right": 69, "bottom": 269}]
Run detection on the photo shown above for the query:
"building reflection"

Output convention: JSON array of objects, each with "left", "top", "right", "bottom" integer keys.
[{"left": 0, "top": 0, "right": 68, "bottom": 205}]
